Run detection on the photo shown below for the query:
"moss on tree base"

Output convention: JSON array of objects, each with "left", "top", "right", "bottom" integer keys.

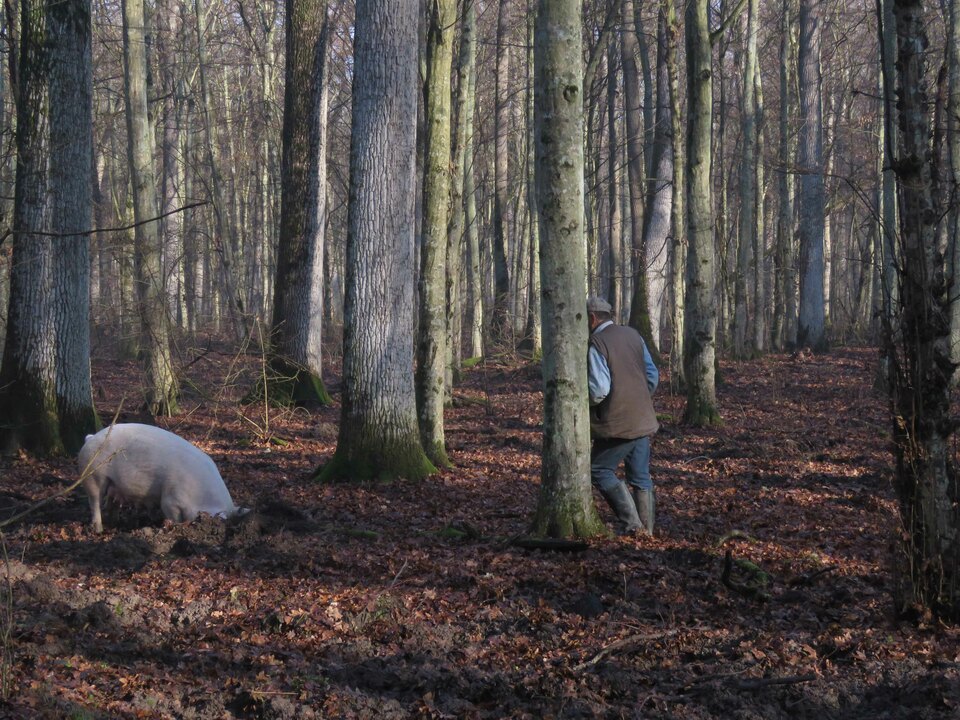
[{"left": 313, "top": 438, "right": 437, "bottom": 483}]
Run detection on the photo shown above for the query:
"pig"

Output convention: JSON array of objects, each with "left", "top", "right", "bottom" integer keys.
[{"left": 78, "top": 423, "right": 243, "bottom": 533}]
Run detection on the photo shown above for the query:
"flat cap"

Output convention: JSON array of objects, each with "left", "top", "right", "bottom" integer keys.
[{"left": 586, "top": 296, "right": 613, "bottom": 313}]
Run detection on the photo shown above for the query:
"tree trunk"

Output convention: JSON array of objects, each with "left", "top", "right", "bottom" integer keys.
[
  {"left": 123, "top": 0, "right": 179, "bottom": 416},
  {"left": 49, "top": 0, "right": 98, "bottom": 450},
  {"left": 194, "top": 0, "right": 246, "bottom": 340},
  {"left": 523, "top": 9, "right": 542, "bottom": 357},
  {"left": 889, "top": 0, "right": 960, "bottom": 622},
  {"left": 682, "top": 0, "right": 720, "bottom": 426},
  {"left": 462, "top": 0, "right": 483, "bottom": 359},
  {"left": 268, "top": 0, "right": 332, "bottom": 407},
  {"left": 630, "top": 7, "right": 671, "bottom": 363},
  {"left": 531, "top": 0, "right": 606, "bottom": 539},
  {"left": 416, "top": 0, "right": 456, "bottom": 468},
  {"left": 796, "top": 0, "right": 827, "bottom": 351},
  {"left": 948, "top": 0, "right": 960, "bottom": 377},
  {"left": 733, "top": 0, "right": 758, "bottom": 360},
  {"left": 316, "top": 0, "right": 435, "bottom": 483},
  {"left": 490, "top": 0, "right": 513, "bottom": 345},
  {"left": 773, "top": 0, "right": 797, "bottom": 350},
  {"left": 665, "top": 0, "right": 685, "bottom": 391}
]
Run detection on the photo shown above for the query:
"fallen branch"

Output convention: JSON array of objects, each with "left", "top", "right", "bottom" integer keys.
[
  {"left": 574, "top": 629, "right": 680, "bottom": 671},
  {"left": 786, "top": 566, "right": 837, "bottom": 587},
  {"left": 733, "top": 674, "right": 817, "bottom": 691}
]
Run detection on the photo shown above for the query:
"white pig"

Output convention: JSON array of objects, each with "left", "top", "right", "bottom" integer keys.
[{"left": 78, "top": 423, "right": 242, "bottom": 533}]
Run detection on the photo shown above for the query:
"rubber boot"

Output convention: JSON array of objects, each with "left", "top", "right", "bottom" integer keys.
[
  {"left": 632, "top": 488, "right": 655, "bottom": 536},
  {"left": 600, "top": 483, "right": 643, "bottom": 536}
]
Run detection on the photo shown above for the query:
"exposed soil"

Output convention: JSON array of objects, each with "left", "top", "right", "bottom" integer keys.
[{"left": 0, "top": 344, "right": 957, "bottom": 718}]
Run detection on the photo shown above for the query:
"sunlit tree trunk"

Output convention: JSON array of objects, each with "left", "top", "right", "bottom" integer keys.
[
  {"left": 463, "top": 0, "right": 483, "bottom": 359},
  {"left": 416, "top": 0, "right": 455, "bottom": 468},
  {"left": 682, "top": 0, "right": 720, "bottom": 425},
  {"left": 447, "top": 0, "right": 474, "bottom": 385},
  {"left": 606, "top": 35, "right": 624, "bottom": 322},
  {"left": 523, "top": 9, "right": 542, "bottom": 356},
  {"left": 123, "top": 0, "right": 178, "bottom": 415},
  {"left": 0, "top": 0, "right": 98, "bottom": 455},
  {"left": 531, "top": 0, "right": 605, "bottom": 539},
  {"left": 316, "top": 0, "right": 435, "bottom": 483},
  {"left": 665, "top": 0, "right": 685, "bottom": 390},
  {"left": 796, "top": 0, "right": 827, "bottom": 350},
  {"left": 268, "top": 0, "right": 332, "bottom": 407},
  {"left": 49, "top": 0, "right": 98, "bottom": 450}
]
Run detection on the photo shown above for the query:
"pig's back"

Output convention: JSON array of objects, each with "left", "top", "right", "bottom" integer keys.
[{"left": 79, "top": 424, "right": 229, "bottom": 502}]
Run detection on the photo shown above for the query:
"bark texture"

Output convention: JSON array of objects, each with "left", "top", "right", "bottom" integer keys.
[
  {"left": 531, "top": 0, "right": 606, "bottom": 539},
  {"left": 316, "top": 0, "right": 435, "bottom": 483}
]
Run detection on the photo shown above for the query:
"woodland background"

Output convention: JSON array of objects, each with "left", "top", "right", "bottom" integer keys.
[{"left": 0, "top": 0, "right": 958, "bottom": 715}]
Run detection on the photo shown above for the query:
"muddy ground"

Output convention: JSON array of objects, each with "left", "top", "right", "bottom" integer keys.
[{"left": 0, "top": 344, "right": 957, "bottom": 718}]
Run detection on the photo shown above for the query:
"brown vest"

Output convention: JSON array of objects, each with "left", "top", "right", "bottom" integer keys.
[{"left": 589, "top": 324, "right": 659, "bottom": 439}]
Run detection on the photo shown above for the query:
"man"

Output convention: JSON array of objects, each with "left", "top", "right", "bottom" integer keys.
[{"left": 587, "top": 296, "right": 659, "bottom": 536}]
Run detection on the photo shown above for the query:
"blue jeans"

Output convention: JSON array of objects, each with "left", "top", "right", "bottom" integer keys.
[{"left": 591, "top": 436, "right": 652, "bottom": 493}]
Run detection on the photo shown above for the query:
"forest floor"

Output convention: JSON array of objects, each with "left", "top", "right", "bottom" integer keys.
[{"left": 0, "top": 342, "right": 958, "bottom": 719}]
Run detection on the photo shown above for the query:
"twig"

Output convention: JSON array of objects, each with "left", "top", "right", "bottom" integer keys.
[
  {"left": 787, "top": 566, "right": 838, "bottom": 587},
  {"left": 574, "top": 629, "right": 680, "bottom": 671},
  {"left": 733, "top": 674, "right": 817, "bottom": 691}
]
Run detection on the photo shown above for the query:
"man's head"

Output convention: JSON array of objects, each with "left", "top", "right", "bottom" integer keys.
[{"left": 587, "top": 296, "right": 612, "bottom": 330}]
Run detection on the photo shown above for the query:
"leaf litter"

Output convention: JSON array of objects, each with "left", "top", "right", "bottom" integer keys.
[{"left": 0, "top": 346, "right": 957, "bottom": 718}]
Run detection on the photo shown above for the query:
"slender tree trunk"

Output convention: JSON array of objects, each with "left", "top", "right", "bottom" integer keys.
[
  {"left": 316, "top": 0, "right": 435, "bottom": 483},
  {"left": 733, "top": 0, "right": 758, "bottom": 359},
  {"left": 682, "top": 0, "right": 720, "bottom": 425},
  {"left": 796, "top": 0, "right": 827, "bottom": 351},
  {"left": 523, "top": 8, "right": 542, "bottom": 357},
  {"left": 531, "top": 0, "right": 606, "bottom": 539},
  {"left": 447, "top": 0, "right": 474, "bottom": 385},
  {"left": 773, "top": 0, "right": 797, "bottom": 350},
  {"left": 490, "top": 0, "right": 513, "bottom": 345},
  {"left": 665, "top": 0, "right": 685, "bottom": 390},
  {"left": 752, "top": 53, "right": 767, "bottom": 355},
  {"left": 606, "top": 34, "right": 623, "bottom": 322},
  {"left": 194, "top": 0, "right": 245, "bottom": 340},
  {"left": 416, "top": 0, "right": 456, "bottom": 468},
  {"left": 463, "top": 0, "right": 483, "bottom": 359},
  {"left": 630, "top": 7, "right": 671, "bottom": 363},
  {"left": 123, "top": 0, "right": 178, "bottom": 415}
]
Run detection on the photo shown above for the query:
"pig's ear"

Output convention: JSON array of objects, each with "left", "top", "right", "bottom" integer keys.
[{"left": 85, "top": 434, "right": 94, "bottom": 442}]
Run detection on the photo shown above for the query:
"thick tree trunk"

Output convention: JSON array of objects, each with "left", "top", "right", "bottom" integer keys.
[
  {"left": 416, "top": 0, "right": 456, "bottom": 468},
  {"left": 531, "top": 0, "right": 606, "bottom": 539},
  {"left": 948, "top": 0, "right": 960, "bottom": 377},
  {"left": 316, "top": 0, "right": 435, "bottom": 483},
  {"left": 49, "top": 0, "right": 98, "bottom": 450},
  {"left": 0, "top": 0, "right": 97, "bottom": 455},
  {"left": 682, "top": 0, "right": 720, "bottom": 426}
]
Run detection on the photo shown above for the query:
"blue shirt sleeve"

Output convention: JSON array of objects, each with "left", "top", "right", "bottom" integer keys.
[
  {"left": 642, "top": 339, "right": 659, "bottom": 394},
  {"left": 587, "top": 346, "right": 611, "bottom": 405}
]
